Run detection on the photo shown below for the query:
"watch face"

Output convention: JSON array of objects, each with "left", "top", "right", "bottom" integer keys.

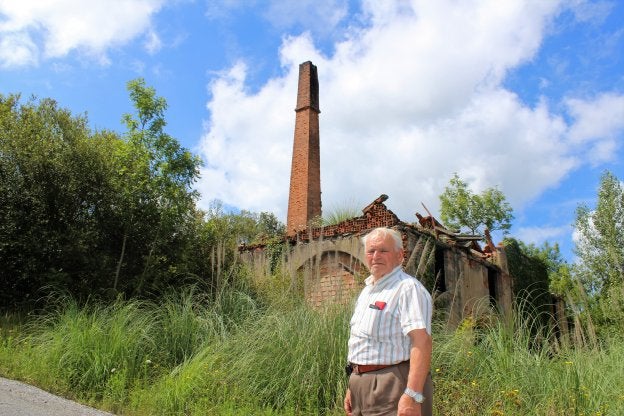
[{"left": 405, "top": 388, "right": 425, "bottom": 403}]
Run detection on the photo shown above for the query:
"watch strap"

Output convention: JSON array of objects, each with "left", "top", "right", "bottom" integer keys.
[{"left": 404, "top": 387, "right": 425, "bottom": 403}]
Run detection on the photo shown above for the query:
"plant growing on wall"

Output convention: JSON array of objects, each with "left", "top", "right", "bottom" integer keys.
[{"left": 439, "top": 173, "right": 514, "bottom": 235}]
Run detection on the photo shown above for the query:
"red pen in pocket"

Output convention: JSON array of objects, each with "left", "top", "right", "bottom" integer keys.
[{"left": 369, "top": 301, "right": 386, "bottom": 310}]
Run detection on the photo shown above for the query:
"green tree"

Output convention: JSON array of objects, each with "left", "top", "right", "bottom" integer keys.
[
  {"left": 439, "top": 173, "right": 514, "bottom": 235},
  {"left": 183, "top": 200, "right": 286, "bottom": 295},
  {"left": 256, "top": 212, "right": 286, "bottom": 240},
  {"left": 0, "top": 82, "right": 204, "bottom": 309},
  {"left": 201, "top": 200, "right": 285, "bottom": 246},
  {"left": 0, "top": 94, "right": 121, "bottom": 308},
  {"left": 574, "top": 171, "right": 624, "bottom": 294},
  {"left": 114, "top": 78, "right": 202, "bottom": 294}
]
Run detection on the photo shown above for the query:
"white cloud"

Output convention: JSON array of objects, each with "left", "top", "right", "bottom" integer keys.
[
  {"left": 569, "top": 0, "right": 613, "bottom": 23},
  {"left": 566, "top": 92, "right": 624, "bottom": 164},
  {"left": 515, "top": 225, "right": 571, "bottom": 246},
  {"left": 0, "top": 0, "right": 165, "bottom": 67},
  {"left": 205, "top": 0, "right": 350, "bottom": 38},
  {"left": 263, "top": 0, "right": 349, "bottom": 35},
  {"left": 144, "top": 29, "right": 162, "bottom": 54},
  {"left": 197, "top": 61, "right": 296, "bottom": 215},
  {"left": 0, "top": 31, "right": 38, "bottom": 68},
  {"left": 197, "top": 0, "right": 624, "bottom": 223}
]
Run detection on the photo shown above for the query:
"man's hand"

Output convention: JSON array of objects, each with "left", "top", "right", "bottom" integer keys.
[
  {"left": 344, "top": 388, "right": 353, "bottom": 416},
  {"left": 398, "top": 394, "right": 421, "bottom": 416}
]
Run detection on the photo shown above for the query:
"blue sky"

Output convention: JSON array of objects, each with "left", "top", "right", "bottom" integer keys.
[{"left": 1, "top": 0, "right": 623, "bottom": 261}]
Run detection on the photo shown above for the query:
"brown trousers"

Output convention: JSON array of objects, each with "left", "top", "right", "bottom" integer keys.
[{"left": 348, "top": 361, "right": 433, "bottom": 416}]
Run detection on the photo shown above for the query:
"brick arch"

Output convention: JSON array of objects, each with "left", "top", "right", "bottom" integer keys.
[
  {"left": 299, "top": 249, "right": 367, "bottom": 307},
  {"left": 289, "top": 235, "right": 367, "bottom": 272}
]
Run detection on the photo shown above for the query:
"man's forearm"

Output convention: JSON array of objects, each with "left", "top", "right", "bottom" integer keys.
[{"left": 406, "top": 329, "right": 432, "bottom": 392}]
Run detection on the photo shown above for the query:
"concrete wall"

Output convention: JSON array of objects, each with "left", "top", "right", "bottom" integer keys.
[
  {"left": 242, "top": 198, "right": 514, "bottom": 327},
  {"left": 443, "top": 249, "right": 490, "bottom": 327}
]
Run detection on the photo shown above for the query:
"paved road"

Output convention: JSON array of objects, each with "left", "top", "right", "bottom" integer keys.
[{"left": 0, "top": 377, "right": 115, "bottom": 416}]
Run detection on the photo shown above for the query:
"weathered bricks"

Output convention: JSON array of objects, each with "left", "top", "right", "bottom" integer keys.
[{"left": 286, "top": 61, "right": 322, "bottom": 235}]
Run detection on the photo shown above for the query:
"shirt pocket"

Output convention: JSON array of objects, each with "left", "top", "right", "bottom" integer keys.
[{"left": 352, "top": 302, "right": 394, "bottom": 342}]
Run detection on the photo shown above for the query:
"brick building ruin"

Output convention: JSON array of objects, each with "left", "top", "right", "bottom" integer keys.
[
  {"left": 242, "top": 193, "right": 514, "bottom": 326},
  {"left": 240, "top": 61, "right": 517, "bottom": 326}
]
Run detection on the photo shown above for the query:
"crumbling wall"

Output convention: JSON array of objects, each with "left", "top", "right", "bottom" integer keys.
[
  {"left": 402, "top": 227, "right": 437, "bottom": 292},
  {"left": 290, "top": 236, "right": 366, "bottom": 307},
  {"left": 441, "top": 249, "right": 491, "bottom": 327},
  {"left": 241, "top": 196, "right": 516, "bottom": 326},
  {"left": 291, "top": 195, "right": 400, "bottom": 243},
  {"left": 306, "top": 250, "right": 365, "bottom": 307}
]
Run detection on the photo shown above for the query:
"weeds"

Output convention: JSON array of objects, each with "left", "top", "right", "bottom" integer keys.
[{"left": 1, "top": 281, "right": 624, "bottom": 415}]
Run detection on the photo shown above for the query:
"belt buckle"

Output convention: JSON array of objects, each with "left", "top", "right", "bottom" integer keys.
[{"left": 346, "top": 363, "right": 363, "bottom": 375}]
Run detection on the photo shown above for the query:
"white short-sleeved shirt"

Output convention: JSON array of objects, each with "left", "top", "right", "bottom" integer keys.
[{"left": 347, "top": 265, "right": 432, "bottom": 365}]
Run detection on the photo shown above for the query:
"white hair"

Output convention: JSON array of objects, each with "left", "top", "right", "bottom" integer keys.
[{"left": 361, "top": 227, "right": 403, "bottom": 250}]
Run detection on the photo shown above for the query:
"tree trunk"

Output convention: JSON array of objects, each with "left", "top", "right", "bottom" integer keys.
[{"left": 114, "top": 232, "right": 127, "bottom": 290}]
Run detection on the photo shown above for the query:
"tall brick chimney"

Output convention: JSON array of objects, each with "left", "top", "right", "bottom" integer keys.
[{"left": 286, "top": 61, "right": 321, "bottom": 235}]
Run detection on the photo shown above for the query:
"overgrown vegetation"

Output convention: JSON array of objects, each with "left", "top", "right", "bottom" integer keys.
[
  {"left": 322, "top": 199, "right": 363, "bottom": 226},
  {"left": 432, "top": 308, "right": 624, "bottom": 415},
  {"left": 0, "top": 88, "right": 282, "bottom": 310},
  {"left": 2, "top": 84, "right": 624, "bottom": 415},
  {"left": 502, "top": 238, "right": 553, "bottom": 324},
  {"left": 2, "top": 277, "right": 623, "bottom": 415}
]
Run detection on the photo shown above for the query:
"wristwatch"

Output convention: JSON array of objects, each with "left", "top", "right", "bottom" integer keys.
[{"left": 404, "top": 387, "right": 425, "bottom": 403}]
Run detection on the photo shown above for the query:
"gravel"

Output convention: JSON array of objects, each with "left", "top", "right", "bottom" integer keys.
[{"left": 0, "top": 377, "right": 116, "bottom": 416}]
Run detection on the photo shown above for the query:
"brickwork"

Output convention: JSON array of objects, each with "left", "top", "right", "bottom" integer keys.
[
  {"left": 241, "top": 193, "right": 514, "bottom": 321},
  {"left": 287, "top": 61, "right": 321, "bottom": 235},
  {"left": 288, "top": 194, "right": 400, "bottom": 243},
  {"left": 306, "top": 251, "right": 364, "bottom": 307},
  {"left": 296, "top": 61, "right": 319, "bottom": 112},
  {"left": 292, "top": 196, "right": 408, "bottom": 307}
]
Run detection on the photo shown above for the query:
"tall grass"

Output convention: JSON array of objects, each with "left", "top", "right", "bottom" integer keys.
[
  {"left": 432, "top": 303, "right": 624, "bottom": 415},
  {"left": 322, "top": 199, "right": 362, "bottom": 226},
  {"left": 0, "top": 284, "right": 262, "bottom": 413},
  {"left": 132, "top": 303, "right": 350, "bottom": 415},
  {"left": 2, "top": 282, "right": 624, "bottom": 415},
  {"left": 30, "top": 298, "right": 156, "bottom": 400}
]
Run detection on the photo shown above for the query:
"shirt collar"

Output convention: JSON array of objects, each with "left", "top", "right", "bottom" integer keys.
[{"left": 365, "top": 265, "right": 403, "bottom": 287}]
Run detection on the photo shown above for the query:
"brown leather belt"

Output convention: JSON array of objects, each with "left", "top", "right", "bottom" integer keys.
[{"left": 350, "top": 362, "right": 405, "bottom": 375}]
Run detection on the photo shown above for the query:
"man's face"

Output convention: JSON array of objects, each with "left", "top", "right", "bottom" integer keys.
[{"left": 365, "top": 234, "right": 404, "bottom": 281}]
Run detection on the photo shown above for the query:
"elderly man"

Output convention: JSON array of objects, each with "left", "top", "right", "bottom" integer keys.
[{"left": 344, "top": 227, "right": 433, "bottom": 416}]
